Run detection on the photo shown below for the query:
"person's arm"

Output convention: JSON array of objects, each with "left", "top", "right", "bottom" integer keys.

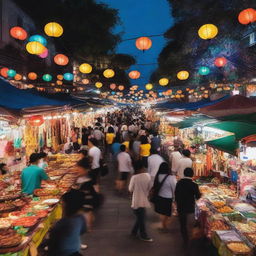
[
  {"left": 194, "top": 183, "right": 201, "bottom": 200},
  {"left": 128, "top": 155, "right": 134, "bottom": 173},
  {"left": 40, "top": 169, "right": 49, "bottom": 180},
  {"left": 170, "top": 176, "right": 177, "bottom": 198},
  {"left": 128, "top": 176, "right": 135, "bottom": 192}
]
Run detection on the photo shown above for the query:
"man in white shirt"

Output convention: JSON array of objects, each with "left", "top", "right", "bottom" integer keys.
[
  {"left": 116, "top": 145, "right": 134, "bottom": 192},
  {"left": 88, "top": 138, "right": 102, "bottom": 192},
  {"left": 176, "top": 149, "right": 193, "bottom": 179},
  {"left": 170, "top": 146, "right": 182, "bottom": 175},
  {"left": 147, "top": 149, "right": 164, "bottom": 184},
  {"left": 129, "top": 160, "right": 152, "bottom": 242}
]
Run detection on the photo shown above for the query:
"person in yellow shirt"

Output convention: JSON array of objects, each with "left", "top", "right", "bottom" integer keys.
[
  {"left": 139, "top": 135, "right": 151, "bottom": 168},
  {"left": 106, "top": 127, "right": 115, "bottom": 155}
]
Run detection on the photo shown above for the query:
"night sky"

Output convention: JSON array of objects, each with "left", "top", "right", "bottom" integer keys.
[{"left": 97, "top": 0, "right": 173, "bottom": 89}]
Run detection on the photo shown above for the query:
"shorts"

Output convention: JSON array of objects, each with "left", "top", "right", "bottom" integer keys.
[
  {"left": 89, "top": 168, "right": 101, "bottom": 185},
  {"left": 119, "top": 172, "right": 129, "bottom": 181},
  {"left": 154, "top": 196, "right": 173, "bottom": 216}
]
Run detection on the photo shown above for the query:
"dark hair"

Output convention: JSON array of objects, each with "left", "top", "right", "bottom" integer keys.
[
  {"left": 150, "top": 148, "right": 158, "bottom": 155},
  {"left": 62, "top": 189, "right": 85, "bottom": 216},
  {"left": 153, "top": 162, "right": 170, "bottom": 188},
  {"left": 120, "top": 144, "right": 126, "bottom": 152},
  {"left": 108, "top": 126, "right": 115, "bottom": 133},
  {"left": 182, "top": 149, "right": 191, "bottom": 158},
  {"left": 184, "top": 168, "right": 194, "bottom": 177},
  {"left": 0, "top": 163, "right": 7, "bottom": 175},
  {"left": 38, "top": 152, "right": 47, "bottom": 159},
  {"left": 89, "top": 138, "right": 98, "bottom": 146},
  {"left": 140, "top": 135, "right": 148, "bottom": 144},
  {"left": 78, "top": 149, "right": 88, "bottom": 157},
  {"left": 77, "top": 158, "right": 91, "bottom": 169},
  {"left": 113, "top": 136, "right": 121, "bottom": 143},
  {"left": 29, "top": 153, "right": 41, "bottom": 163},
  {"left": 133, "top": 160, "right": 144, "bottom": 173}
]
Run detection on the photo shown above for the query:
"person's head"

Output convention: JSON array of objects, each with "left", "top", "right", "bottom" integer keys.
[
  {"left": 29, "top": 153, "right": 41, "bottom": 165},
  {"left": 157, "top": 162, "right": 170, "bottom": 175},
  {"left": 184, "top": 168, "right": 194, "bottom": 178},
  {"left": 62, "top": 189, "right": 85, "bottom": 217},
  {"left": 108, "top": 126, "right": 115, "bottom": 133},
  {"left": 153, "top": 131, "right": 158, "bottom": 137},
  {"left": 150, "top": 148, "right": 158, "bottom": 155},
  {"left": 79, "top": 149, "right": 88, "bottom": 158},
  {"left": 182, "top": 149, "right": 191, "bottom": 158},
  {"left": 94, "top": 127, "right": 99, "bottom": 130},
  {"left": 133, "top": 160, "right": 145, "bottom": 174},
  {"left": 120, "top": 144, "right": 126, "bottom": 152},
  {"left": 140, "top": 135, "right": 148, "bottom": 144},
  {"left": 77, "top": 157, "right": 91, "bottom": 173},
  {"left": 38, "top": 152, "right": 47, "bottom": 161},
  {"left": 0, "top": 163, "right": 8, "bottom": 174},
  {"left": 88, "top": 138, "right": 98, "bottom": 148}
]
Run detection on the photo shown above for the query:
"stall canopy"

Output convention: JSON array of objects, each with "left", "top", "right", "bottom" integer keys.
[
  {"left": 0, "top": 78, "right": 82, "bottom": 110},
  {"left": 199, "top": 95, "right": 256, "bottom": 117},
  {"left": 154, "top": 95, "right": 229, "bottom": 111},
  {"left": 220, "top": 112, "right": 256, "bottom": 123},
  {"left": 172, "top": 114, "right": 216, "bottom": 129},
  {"left": 206, "top": 135, "right": 239, "bottom": 155}
]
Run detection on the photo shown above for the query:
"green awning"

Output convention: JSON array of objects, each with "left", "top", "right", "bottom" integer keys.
[
  {"left": 172, "top": 115, "right": 215, "bottom": 129},
  {"left": 220, "top": 113, "right": 256, "bottom": 123},
  {"left": 206, "top": 135, "right": 239, "bottom": 155},
  {"left": 205, "top": 121, "right": 256, "bottom": 140}
]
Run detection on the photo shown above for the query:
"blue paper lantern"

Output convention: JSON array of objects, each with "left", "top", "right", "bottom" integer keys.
[
  {"left": 199, "top": 66, "right": 210, "bottom": 76},
  {"left": 111, "top": 91, "right": 115, "bottom": 95},
  {"left": 7, "top": 69, "right": 16, "bottom": 77},
  {"left": 63, "top": 73, "right": 73, "bottom": 81},
  {"left": 29, "top": 35, "right": 47, "bottom": 46},
  {"left": 43, "top": 74, "right": 52, "bottom": 82}
]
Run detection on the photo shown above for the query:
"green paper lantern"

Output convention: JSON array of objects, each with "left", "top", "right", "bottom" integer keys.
[
  {"left": 7, "top": 69, "right": 16, "bottom": 77},
  {"left": 199, "top": 66, "right": 210, "bottom": 76},
  {"left": 43, "top": 74, "right": 52, "bottom": 82}
]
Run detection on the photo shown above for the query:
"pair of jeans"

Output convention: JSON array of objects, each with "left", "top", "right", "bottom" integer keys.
[
  {"left": 178, "top": 212, "right": 195, "bottom": 245},
  {"left": 131, "top": 208, "right": 147, "bottom": 238}
]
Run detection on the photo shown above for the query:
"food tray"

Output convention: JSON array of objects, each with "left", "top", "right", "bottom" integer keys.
[{"left": 226, "top": 242, "right": 253, "bottom": 255}]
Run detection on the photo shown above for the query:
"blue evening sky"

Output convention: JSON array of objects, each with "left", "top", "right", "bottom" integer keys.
[{"left": 97, "top": 0, "right": 173, "bottom": 89}]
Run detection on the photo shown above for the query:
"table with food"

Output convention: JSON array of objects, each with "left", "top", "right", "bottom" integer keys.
[{"left": 0, "top": 154, "right": 81, "bottom": 256}]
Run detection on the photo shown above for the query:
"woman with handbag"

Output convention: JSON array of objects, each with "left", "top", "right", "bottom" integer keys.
[{"left": 153, "top": 162, "right": 177, "bottom": 232}]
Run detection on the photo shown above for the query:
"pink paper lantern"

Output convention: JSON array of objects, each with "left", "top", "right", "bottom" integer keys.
[{"left": 39, "top": 48, "right": 48, "bottom": 58}]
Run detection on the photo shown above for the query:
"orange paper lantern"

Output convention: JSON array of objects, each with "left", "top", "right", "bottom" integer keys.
[
  {"left": 10, "top": 27, "right": 27, "bottom": 40},
  {"left": 28, "top": 72, "right": 37, "bottom": 80},
  {"left": 135, "top": 37, "right": 152, "bottom": 51},
  {"left": 118, "top": 85, "right": 125, "bottom": 91},
  {"left": 28, "top": 115, "right": 44, "bottom": 126},
  {"left": 238, "top": 8, "right": 256, "bottom": 25},
  {"left": 14, "top": 74, "right": 22, "bottom": 81},
  {"left": 82, "top": 79, "right": 89, "bottom": 85},
  {"left": 214, "top": 57, "right": 227, "bottom": 67},
  {"left": 129, "top": 70, "right": 141, "bottom": 79},
  {"left": 54, "top": 54, "right": 69, "bottom": 66},
  {"left": 0, "top": 68, "right": 9, "bottom": 78},
  {"left": 110, "top": 83, "right": 116, "bottom": 90}
]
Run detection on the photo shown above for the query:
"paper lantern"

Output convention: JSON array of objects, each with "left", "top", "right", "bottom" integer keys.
[
  {"left": 28, "top": 115, "right": 44, "bottom": 126},
  {"left": 39, "top": 48, "right": 48, "bottom": 58},
  {"left": 82, "top": 79, "right": 89, "bottom": 84},
  {"left": 198, "top": 24, "right": 218, "bottom": 40},
  {"left": 26, "top": 41, "right": 46, "bottom": 55},
  {"left": 28, "top": 35, "right": 47, "bottom": 46},
  {"left": 145, "top": 83, "right": 153, "bottom": 90},
  {"left": 110, "top": 83, "right": 116, "bottom": 90},
  {"left": 7, "top": 69, "right": 16, "bottom": 78},
  {"left": 79, "top": 63, "right": 92, "bottom": 74},
  {"left": 118, "top": 85, "right": 125, "bottom": 91},
  {"left": 43, "top": 74, "right": 52, "bottom": 82},
  {"left": 238, "top": 8, "right": 256, "bottom": 25},
  {"left": 28, "top": 72, "right": 37, "bottom": 80},
  {"left": 177, "top": 71, "right": 189, "bottom": 80},
  {"left": 129, "top": 70, "right": 141, "bottom": 79},
  {"left": 14, "top": 74, "right": 22, "bottom": 81},
  {"left": 57, "top": 74, "right": 63, "bottom": 80},
  {"left": 95, "top": 82, "right": 103, "bottom": 88},
  {"left": 159, "top": 78, "right": 169, "bottom": 86},
  {"left": 135, "top": 37, "right": 152, "bottom": 51},
  {"left": 44, "top": 22, "right": 63, "bottom": 37},
  {"left": 54, "top": 54, "right": 69, "bottom": 66},
  {"left": 214, "top": 57, "right": 227, "bottom": 67},
  {"left": 199, "top": 66, "right": 210, "bottom": 75},
  {"left": 10, "top": 27, "right": 27, "bottom": 40},
  {"left": 56, "top": 80, "right": 63, "bottom": 85},
  {"left": 0, "top": 68, "right": 9, "bottom": 78},
  {"left": 103, "top": 69, "right": 115, "bottom": 78},
  {"left": 63, "top": 73, "right": 73, "bottom": 81}
]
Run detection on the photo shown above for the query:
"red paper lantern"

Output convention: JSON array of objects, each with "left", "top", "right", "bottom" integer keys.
[
  {"left": 28, "top": 115, "right": 44, "bottom": 126},
  {"left": 214, "top": 57, "right": 227, "bottom": 67},
  {"left": 135, "top": 37, "right": 152, "bottom": 51},
  {"left": 10, "top": 27, "right": 27, "bottom": 40},
  {"left": 110, "top": 83, "right": 116, "bottom": 90},
  {"left": 129, "top": 70, "right": 141, "bottom": 79},
  {"left": 0, "top": 68, "right": 9, "bottom": 78},
  {"left": 54, "top": 54, "right": 69, "bottom": 66},
  {"left": 238, "top": 8, "right": 256, "bottom": 25}
]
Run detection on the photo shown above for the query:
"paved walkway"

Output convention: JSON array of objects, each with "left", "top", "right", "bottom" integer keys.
[{"left": 81, "top": 163, "right": 218, "bottom": 256}]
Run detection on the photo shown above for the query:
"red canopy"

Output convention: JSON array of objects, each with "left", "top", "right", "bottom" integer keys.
[{"left": 199, "top": 95, "right": 256, "bottom": 117}]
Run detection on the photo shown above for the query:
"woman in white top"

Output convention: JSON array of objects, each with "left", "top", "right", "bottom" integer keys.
[{"left": 153, "top": 162, "right": 177, "bottom": 231}]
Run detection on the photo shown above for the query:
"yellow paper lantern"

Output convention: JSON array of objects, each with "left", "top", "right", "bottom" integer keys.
[
  {"left": 26, "top": 41, "right": 46, "bottom": 55},
  {"left": 177, "top": 71, "right": 189, "bottom": 80},
  {"left": 103, "top": 69, "right": 115, "bottom": 78},
  {"left": 145, "top": 83, "right": 153, "bottom": 90},
  {"left": 198, "top": 24, "right": 218, "bottom": 40},
  {"left": 159, "top": 78, "right": 169, "bottom": 86},
  {"left": 95, "top": 82, "right": 103, "bottom": 88},
  {"left": 44, "top": 22, "right": 63, "bottom": 37},
  {"left": 79, "top": 63, "right": 92, "bottom": 74}
]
